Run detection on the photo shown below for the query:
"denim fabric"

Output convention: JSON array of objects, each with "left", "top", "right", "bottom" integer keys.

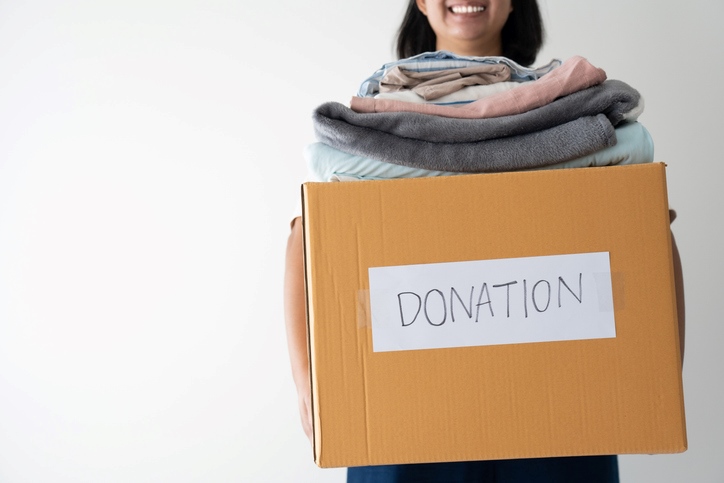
[
  {"left": 347, "top": 455, "right": 619, "bottom": 483},
  {"left": 357, "top": 50, "right": 562, "bottom": 97}
]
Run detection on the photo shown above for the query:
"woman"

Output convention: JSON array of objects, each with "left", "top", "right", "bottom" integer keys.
[
  {"left": 285, "top": 0, "right": 683, "bottom": 481},
  {"left": 396, "top": 0, "right": 543, "bottom": 64}
]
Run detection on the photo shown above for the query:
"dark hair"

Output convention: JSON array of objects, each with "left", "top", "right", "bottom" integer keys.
[{"left": 395, "top": 0, "right": 545, "bottom": 66}]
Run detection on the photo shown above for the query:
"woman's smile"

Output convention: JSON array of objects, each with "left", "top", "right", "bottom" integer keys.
[{"left": 448, "top": 4, "right": 487, "bottom": 14}]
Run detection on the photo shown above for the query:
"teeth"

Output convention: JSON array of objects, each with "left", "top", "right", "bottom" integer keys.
[{"left": 450, "top": 5, "right": 486, "bottom": 13}]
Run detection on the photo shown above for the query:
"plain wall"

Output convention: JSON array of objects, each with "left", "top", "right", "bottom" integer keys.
[{"left": 0, "top": 1, "right": 721, "bottom": 481}]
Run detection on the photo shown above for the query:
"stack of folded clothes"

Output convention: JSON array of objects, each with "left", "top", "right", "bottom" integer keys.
[{"left": 305, "top": 51, "right": 653, "bottom": 182}]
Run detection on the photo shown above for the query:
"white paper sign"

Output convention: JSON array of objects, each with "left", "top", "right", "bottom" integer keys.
[{"left": 368, "top": 252, "right": 615, "bottom": 352}]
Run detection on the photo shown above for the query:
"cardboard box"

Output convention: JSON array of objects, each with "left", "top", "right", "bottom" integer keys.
[{"left": 301, "top": 163, "right": 686, "bottom": 468}]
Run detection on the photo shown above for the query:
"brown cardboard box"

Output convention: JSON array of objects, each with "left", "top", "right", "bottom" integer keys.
[{"left": 301, "top": 163, "right": 686, "bottom": 468}]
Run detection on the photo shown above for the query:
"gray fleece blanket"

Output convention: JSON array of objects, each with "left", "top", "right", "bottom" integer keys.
[
  {"left": 313, "top": 80, "right": 640, "bottom": 144},
  {"left": 312, "top": 113, "right": 616, "bottom": 173}
]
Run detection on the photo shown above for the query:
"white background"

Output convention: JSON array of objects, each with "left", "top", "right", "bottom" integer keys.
[{"left": 0, "top": 1, "right": 721, "bottom": 482}]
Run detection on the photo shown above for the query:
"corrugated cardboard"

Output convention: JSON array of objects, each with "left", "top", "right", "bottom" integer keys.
[{"left": 301, "top": 163, "right": 686, "bottom": 468}]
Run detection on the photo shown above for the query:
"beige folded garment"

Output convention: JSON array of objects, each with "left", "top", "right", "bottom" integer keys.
[{"left": 379, "top": 64, "right": 511, "bottom": 100}]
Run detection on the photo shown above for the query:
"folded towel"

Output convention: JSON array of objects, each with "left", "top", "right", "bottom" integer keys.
[
  {"left": 315, "top": 80, "right": 641, "bottom": 144},
  {"left": 305, "top": 121, "right": 653, "bottom": 181},
  {"left": 313, "top": 113, "right": 617, "bottom": 173}
]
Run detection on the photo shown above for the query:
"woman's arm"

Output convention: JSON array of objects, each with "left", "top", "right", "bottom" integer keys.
[{"left": 284, "top": 216, "right": 313, "bottom": 446}]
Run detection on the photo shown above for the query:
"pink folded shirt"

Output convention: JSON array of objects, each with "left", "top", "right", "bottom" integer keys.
[{"left": 349, "top": 55, "right": 607, "bottom": 119}]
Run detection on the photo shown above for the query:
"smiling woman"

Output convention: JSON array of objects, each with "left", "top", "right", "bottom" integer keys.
[
  {"left": 396, "top": 0, "right": 544, "bottom": 63},
  {"left": 284, "top": 1, "right": 622, "bottom": 482},
  {"left": 414, "top": 0, "right": 514, "bottom": 56}
]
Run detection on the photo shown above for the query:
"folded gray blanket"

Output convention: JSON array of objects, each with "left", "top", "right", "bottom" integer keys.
[
  {"left": 313, "top": 80, "right": 640, "bottom": 144},
  {"left": 312, "top": 113, "right": 616, "bottom": 173}
]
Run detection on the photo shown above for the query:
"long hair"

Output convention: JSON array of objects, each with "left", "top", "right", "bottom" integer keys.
[{"left": 394, "top": 0, "right": 545, "bottom": 66}]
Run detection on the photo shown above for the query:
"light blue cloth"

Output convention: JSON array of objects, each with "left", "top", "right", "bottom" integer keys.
[
  {"left": 357, "top": 51, "right": 562, "bottom": 98},
  {"left": 304, "top": 121, "right": 654, "bottom": 182}
]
